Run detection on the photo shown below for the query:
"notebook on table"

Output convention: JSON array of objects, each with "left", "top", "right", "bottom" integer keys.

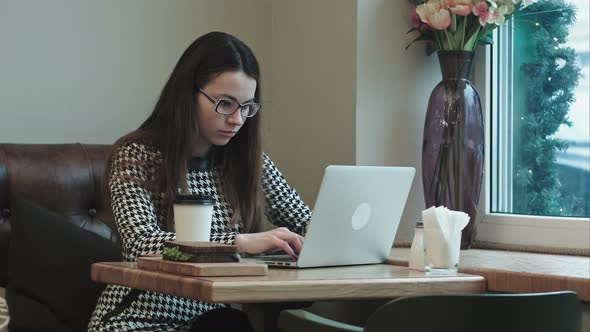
[{"left": 247, "top": 165, "right": 415, "bottom": 268}]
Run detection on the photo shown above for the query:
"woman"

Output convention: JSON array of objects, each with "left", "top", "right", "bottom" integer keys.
[{"left": 88, "top": 31, "right": 311, "bottom": 331}]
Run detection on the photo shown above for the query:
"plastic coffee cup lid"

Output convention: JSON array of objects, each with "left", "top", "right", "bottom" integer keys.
[{"left": 173, "top": 194, "right": 214, "bottom": 205}]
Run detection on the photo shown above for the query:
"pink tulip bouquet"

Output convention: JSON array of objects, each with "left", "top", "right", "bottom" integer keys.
[{"left": 407, "top": 0, "right": 536, "bottom": 53}]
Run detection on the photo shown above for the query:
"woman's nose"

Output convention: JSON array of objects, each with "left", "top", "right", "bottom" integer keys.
[{"left": 227, "top": 109, "right": 244, "bottom": 125}]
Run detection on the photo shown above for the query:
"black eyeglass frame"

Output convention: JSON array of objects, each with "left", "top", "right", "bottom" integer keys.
[{"left": 198, "top": 88, "right": 261, "bottom": 118}]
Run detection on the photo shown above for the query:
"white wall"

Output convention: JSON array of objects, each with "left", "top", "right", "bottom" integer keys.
[
  {"left": 269, "top": 0, "right": 440, "bottom": 240},
  {"left": 0, "top": 0, "right": 271, "bottom": 144},
  {"left": 268, "top": 0, "right": 357, "bottom": 207},
  {"left": 356, "top": 0, "right": 439, "bottom": 240},
  {"left": 268, "top": 0, "right": 441, "bottom": 241}
]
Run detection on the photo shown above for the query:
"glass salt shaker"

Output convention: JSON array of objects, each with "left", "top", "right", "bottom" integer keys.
[{"left": 409, "top": 221, "right": 425, "bottom": 271}]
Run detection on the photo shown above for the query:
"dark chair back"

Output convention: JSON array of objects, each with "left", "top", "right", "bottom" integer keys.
[
  {"left": 366, "top": 291, "right": 581, "bottom": 332},
  {"left": 0, "top": 143, "right": 117, "bottom": 286},
  {"left": 279, "top": 291, "right": 582, "bottom": 332}
]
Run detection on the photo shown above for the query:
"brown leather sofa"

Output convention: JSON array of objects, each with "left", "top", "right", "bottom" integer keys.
[{"left": 0, "top": 144, "right": 122, "bottom": 331}]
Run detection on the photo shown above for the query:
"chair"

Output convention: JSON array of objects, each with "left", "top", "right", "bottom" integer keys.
[
  {"left": 278, "top": 291, "right": 581, "bottom": 332},
  {"left": 0, "top": 143, "right": 121, "bottom": 331}
]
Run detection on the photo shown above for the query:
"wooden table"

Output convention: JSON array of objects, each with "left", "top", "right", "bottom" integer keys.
[
  {"left": 92, "top": 262, "right": 485, "bottom": 331},
  {"left": 91, "top": 262, "right": 486, "bottom": 303}
]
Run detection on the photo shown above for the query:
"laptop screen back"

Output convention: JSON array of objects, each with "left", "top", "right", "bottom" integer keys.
[{"left": 295, "top": 165, "right": 415, "bottom": 268}]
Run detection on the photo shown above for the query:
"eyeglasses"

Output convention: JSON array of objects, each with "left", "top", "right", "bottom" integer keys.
[{"left": 198, "top": 88, "right": 261, "bottom": 118}]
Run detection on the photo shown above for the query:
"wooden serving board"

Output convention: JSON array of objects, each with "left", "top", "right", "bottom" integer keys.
[
  {"left": 164, "top": 241, "right": 238, "bottom": 254},
  {"left": 137, "top": 256, "right": 267, "bottom": 277}
]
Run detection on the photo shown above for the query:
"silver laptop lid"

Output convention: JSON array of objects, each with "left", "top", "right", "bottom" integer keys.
[{"left": 296, "top": 166, "right": 415, "bottom": 268}]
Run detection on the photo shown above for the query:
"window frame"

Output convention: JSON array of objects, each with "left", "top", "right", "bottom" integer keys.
[{"left": 472, "top": 28, "right": 590, "bottom": 250}]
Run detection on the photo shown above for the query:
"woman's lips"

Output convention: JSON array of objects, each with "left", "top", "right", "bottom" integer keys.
[{"left": 219, "top": 130, "right": 236, "bottom": 137}]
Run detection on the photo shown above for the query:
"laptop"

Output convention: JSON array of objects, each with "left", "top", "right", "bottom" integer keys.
[{"left": 248, "top": 165, "right": 415, "bottom": 268}]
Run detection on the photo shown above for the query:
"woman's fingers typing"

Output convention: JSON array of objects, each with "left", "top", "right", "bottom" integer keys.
[
  {"left": 273, "top": 238, "right": 297, "bottom": 259},
  {"left": 272, "top": 228, "right": 304, "bottom": 257},
  {"left": 235, "top": 227, "right": 305, "bottom": 259}
]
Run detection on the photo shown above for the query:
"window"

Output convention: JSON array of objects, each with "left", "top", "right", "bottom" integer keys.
[{"left": 476, "top": 0, "right": 589, "bottom": 249}]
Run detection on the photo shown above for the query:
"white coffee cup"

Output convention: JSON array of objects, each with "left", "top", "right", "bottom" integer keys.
[{"left": 173, "top": 194, "right": 214, "bottom": 242}]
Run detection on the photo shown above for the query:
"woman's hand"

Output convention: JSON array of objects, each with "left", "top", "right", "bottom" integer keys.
[{"left": 235, "top": 227, "right": 304, "bottom": 259}]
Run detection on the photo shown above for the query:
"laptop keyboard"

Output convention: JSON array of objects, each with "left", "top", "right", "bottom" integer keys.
[{"left": 255, "top": 254, "right": 295, "bottom": 262}]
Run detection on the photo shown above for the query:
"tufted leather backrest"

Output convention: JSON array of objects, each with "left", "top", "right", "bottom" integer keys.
[{"left": 0, "top": 143, "right": 118, "bottom": 287}]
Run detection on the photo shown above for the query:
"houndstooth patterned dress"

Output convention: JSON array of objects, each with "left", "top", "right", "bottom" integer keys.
[{"left": 87, "top": 140, "right": 311, "bottom": 331}]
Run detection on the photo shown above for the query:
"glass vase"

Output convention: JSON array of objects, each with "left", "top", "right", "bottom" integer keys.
[{"left": 422, "top": 51, "right": 484, "bottom": 249}]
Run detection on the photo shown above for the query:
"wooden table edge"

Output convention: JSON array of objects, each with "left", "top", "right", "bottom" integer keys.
[
  {"left": 91, "top": 262, "right": 486, "bottom": 303},
  {"left": 91, "top": 262, "right": 215, "bottom": 302},
  {"left": 207, "top": 277, "right": 486, "bottom": 303}
]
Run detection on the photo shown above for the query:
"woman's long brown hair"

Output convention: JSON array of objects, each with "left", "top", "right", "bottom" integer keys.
[{"left": 105, "top": 32, "right": 263, "bottom": 233}]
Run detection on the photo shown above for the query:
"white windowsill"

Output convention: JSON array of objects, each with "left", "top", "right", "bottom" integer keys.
[{"left": 476, "top": 214, "right": 590, "bottom": 249}]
